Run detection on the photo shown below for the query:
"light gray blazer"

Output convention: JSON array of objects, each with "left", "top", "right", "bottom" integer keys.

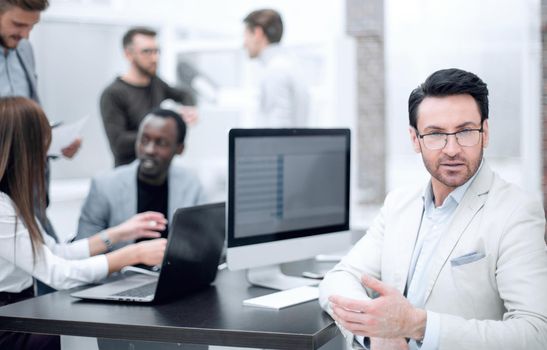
[
  {"left": 76, "top": 161, "right": 207, "bottom": 250},
  {"left": 319, "top": 162, "right": 547, "bottom": 349},
  {"left": 15, "top": 39, "right": 40, "bottom": 103}
]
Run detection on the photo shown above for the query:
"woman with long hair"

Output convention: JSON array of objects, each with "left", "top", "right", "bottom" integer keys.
[{"left": 0, "top": 97, "right": 168, "bottom": 349}]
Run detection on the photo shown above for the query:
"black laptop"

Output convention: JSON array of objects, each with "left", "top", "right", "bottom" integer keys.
[{"left": 70, "top": 202, "right": 225, "bottom": 303}]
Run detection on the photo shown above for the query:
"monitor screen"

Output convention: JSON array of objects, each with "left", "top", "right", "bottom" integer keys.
[{"left": 228, "top": 129, "right": 350, "bottom": 249}]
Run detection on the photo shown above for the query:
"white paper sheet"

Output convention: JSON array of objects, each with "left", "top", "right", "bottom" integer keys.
[{"left": 48, "top": 116, "right": 89, "bottom": 157}]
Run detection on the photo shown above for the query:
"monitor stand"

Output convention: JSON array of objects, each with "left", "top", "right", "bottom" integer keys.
[{"left": 246, "top": 265, "right": 318, "bottom": 290}]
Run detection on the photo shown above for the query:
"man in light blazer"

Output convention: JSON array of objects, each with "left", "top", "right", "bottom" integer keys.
[
  {"left": 319, "top": 68, "right": 547, "bottom": 350},
  {"left": 76, "top": 108, "right": 206, "bottom": 251}
]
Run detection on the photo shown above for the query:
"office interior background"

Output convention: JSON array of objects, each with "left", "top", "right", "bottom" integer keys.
[{"left": 32, "top": 0, "right": 544, "bottom": 241}]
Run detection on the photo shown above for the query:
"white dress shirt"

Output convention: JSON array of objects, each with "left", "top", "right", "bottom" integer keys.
[
  {"left": 404, "top": 164, "right": 480, "bottom": 350},
  {"left": 257, "top": 44, "right": 309, "bottom": 127},
  {"left": 0, "top": 192, "right": 108, "bottom": 293},
  {"left": 351, "top": 164, "right": 482, "bottom": 349},
  {"left": 352, "top": 165, "right": 480, "bottom": 349}
]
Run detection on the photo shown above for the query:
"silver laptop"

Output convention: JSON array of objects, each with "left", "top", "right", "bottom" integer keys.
[{"left": 70, "top": 203, "right": 225, "bottom": 303}]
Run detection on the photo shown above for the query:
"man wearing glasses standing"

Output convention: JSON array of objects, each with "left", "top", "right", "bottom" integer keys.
[
  {"left": 100, "top": 27, "right": 197, "bottom": 167},
  {"left": 320, "top": 68, "right": 547, "bottom": 349}
]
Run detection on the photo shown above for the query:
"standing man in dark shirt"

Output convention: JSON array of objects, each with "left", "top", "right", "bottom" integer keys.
[{"left": 100, "top": 27, "right": 197, "bottom": 167}]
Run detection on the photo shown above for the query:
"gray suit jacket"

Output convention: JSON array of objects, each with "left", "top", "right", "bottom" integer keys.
[
  {"left": 76, "top": 161, "right": 207, "bottom": 250},
  {"left": 15, "top": 39, "right": 40, "bottom": 103},
  {"left": 320, "top": 162, "right": 547, "bottom": 349}
]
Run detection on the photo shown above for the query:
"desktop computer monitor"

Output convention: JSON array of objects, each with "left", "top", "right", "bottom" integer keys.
[{"left": 227, "top": 128, "right": 352, "bottom": 290}]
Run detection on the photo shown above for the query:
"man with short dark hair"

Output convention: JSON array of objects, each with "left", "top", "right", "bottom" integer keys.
[
  {"left": 100, "top": 27, "right": 197, "bottom": 167},
  {"left": 243, "top": 9, "right": 309, "bottom": 127},
  {"left": 76, "top": 109, "right": 206, "bottom": 250},
  {"left": 319, "top": 68, "right": 547, "bottom": 349}
]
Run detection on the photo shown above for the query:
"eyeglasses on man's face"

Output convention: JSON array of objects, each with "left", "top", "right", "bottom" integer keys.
[
  {"left": 415, "top": 125, "right": 484, "bottom": 150},
  {"left": 129, "top": 47, "right": 160, "bottom": 56},
  {"left": 139, "top": 47, "right": 160, "bottom": 56}
]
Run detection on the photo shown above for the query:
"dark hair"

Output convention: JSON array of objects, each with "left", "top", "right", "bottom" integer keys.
[
  {"left": 243, "top": 9, "right": 283, "bottom": 44},
  {"left": 147, "top": 108, "right": 186, "bottom": 144},
  {"left": 122, "top": 27, "right": 157, "bottom": 49},
  {"left": 0, "top": 0, "right": 48, "bottom": 11},
  {"left": 408, "top": 68, "right": 489, "bottom": 129},
  {"left": 0, "top": 97, "right": 51, "bottom": 258}
]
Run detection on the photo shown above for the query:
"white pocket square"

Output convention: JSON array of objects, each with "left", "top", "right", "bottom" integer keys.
[{"left": 450, "top": 252, "right": 486, "bottom": 267}]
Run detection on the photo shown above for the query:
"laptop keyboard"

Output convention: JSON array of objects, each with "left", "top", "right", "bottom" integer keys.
[{"left": 112, "top": 282, "right": 157, "bottom": 298}]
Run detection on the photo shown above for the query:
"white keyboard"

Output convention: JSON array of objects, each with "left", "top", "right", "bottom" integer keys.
[{"left": 243, "top": 286, "right": 319, "bottom": 310}]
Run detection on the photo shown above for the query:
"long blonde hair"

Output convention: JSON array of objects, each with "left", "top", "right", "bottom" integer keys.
[{"left": 0, "top": 97, "right": 51, "bottom": 258}]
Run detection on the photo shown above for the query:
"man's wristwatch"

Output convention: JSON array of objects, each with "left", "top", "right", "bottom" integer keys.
[{"left": 100, "top": 230, "right": 113, "bottom": 250}]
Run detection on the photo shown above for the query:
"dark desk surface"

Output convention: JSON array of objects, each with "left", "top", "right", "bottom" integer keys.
[{"left": 0, "top": 261, "right": 339, "bottom": 350}]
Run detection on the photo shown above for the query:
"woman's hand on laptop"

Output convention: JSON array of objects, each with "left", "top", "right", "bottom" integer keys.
[
  {"left": 106, "top": 238, "right": 167, "bottom": 274},
  {"left": 134, "top": 238, "right": 167, "bottom": 266},
  {"left": 110, "top": 212, "right": 167, "bottom": 243}
]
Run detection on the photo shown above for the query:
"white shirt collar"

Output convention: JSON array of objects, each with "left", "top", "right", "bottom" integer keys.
[
  {"left": 422, "top": 159, "right": 484, "bottom": 209},
  {"left": 258, "top": 43, "right": 281, "bottom": 65}
]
